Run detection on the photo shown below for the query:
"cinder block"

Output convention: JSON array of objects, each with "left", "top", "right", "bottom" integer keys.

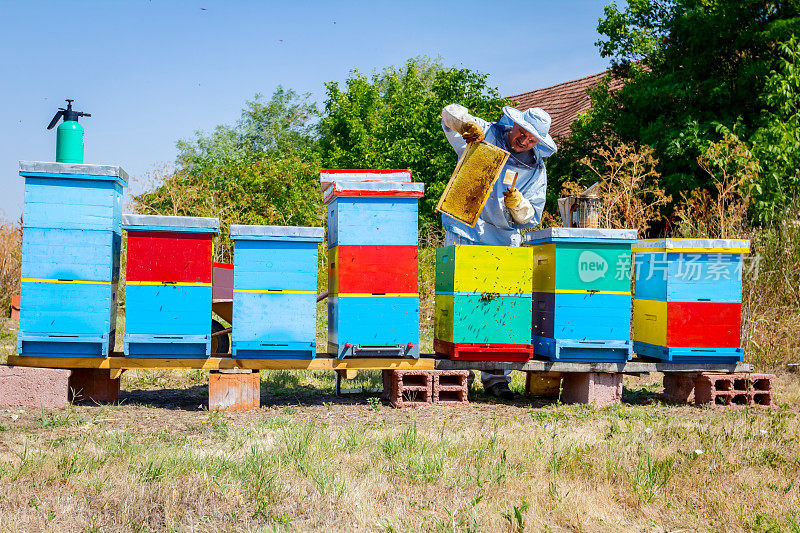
[
  {"left": 69, "top": 369, "right": 120, "bottom": 403},
  {"left": 662, "top": 373, "right": 699, "bottom": 404},
  {"left": 0, "top": 365, "right": 70, "bottom": 408},
  {"left": 390, "top": 370, "right": 433, "bottom": 408},
  {"left": 525, "top": 372, "right": 562, "bottom": 397},
  {"left": 561, "top": 372, "right": 623, "bottom": 406},
  {"left": 432, "top": 370, "right": 469, "bottom": 406},
  {"left": 695, "top": 373, "right": 775, "bottom": 408},
  {"left": 209, "top": 369, "right": 260, "bottom": 411}
]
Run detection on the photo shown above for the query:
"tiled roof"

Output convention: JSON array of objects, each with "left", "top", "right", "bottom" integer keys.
[{"left": 507, "top": 70, "right": 624, "bottom": 139}]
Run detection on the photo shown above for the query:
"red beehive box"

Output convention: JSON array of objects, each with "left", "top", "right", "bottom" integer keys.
[
  {"left": 329, "top": 245, "right": 418, "bottom": 294},
  {"left": 666, "top": 301, "right": 741, "bottom": 348},
  {"left": 126, "top": 231, "right": 214, "bottom": 283}
]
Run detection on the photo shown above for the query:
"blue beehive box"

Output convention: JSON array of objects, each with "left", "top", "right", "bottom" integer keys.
[
  {"left": 325, "top": 181, "right": 424, "bottom": 247},
  {"left": 633, "top": 238, "right": 750, "bottom": 363},
  {"left": 230, "top": 225, "right": 324, "bottom": 359},
  {"left": 323, "top": 177, "right": 424, "bottom": 358},
  {"left": 523, "top": 227, "right": 637, "bottom": 363},
  {"left": 122, "top": 214, "right": 219, "bottom": 358},
  {"left": 17, "top": 161, "right": 127, "bottom": 358}
]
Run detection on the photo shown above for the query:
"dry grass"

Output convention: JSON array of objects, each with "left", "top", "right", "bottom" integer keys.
[
  {"left": 0, "top": 373, "right": 797, "bottom": 531},
  {"left": 0, "top": 220, "right": 22, "bottom": 315}
]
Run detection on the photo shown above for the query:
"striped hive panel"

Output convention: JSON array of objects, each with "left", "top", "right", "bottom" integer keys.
[
  {"left": 233, "top": 240, "right": 319, "bottom": 291},
  {"left": 124, "top": 284, "right": 212, "bottom": 357},
  {"left": 232, "top": 292, "right": 317, "bottom": 359},
  {"left": 17, "top": 280, "right": 117, "bottom": 357},
  {"left": 22, "top": 177, "right": 124, "bottom": 233},
  {"left": 328, "top": 295, "right": 419, "bottom": 352},
  {"left": 533, "top": 292, "right": 631, "bottom": 342},
  {"left": 21, "top": 228, "right": 121, "bottom": 282},
  {"left": 530, "top": 242, "right": 633, "bottom": 294},
  {"left": 633, "top": 299, "right": 741, "bottom": 348},
  {"left": 329, "top": 245, "right": 418, "bottom": 295},
  {"left": 435, "top": 245, "right": 533, "bottom": 295},
  {"left": 126, "top": 231, "right": 214, "bottom": 283},
  {"left": 435, "top": 293, "right": 532, "bottom": 345},
  {"left": 326, "top": 197, "right": 419, "bottom": 247},
  {"left": 633, "top": 252, "right": 744, "bottom": 303}
]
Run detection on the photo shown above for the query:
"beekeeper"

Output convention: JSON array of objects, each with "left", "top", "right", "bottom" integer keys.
[{"left": 441, "top": 103, "right": 557, "bottom": 399}]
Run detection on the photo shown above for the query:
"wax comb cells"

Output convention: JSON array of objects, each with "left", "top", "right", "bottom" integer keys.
[{"left": 436, "top": 141, "right": 509, "bottom": 227}]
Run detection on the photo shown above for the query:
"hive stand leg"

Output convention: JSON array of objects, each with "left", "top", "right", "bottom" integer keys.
[
  {"left": 662, "top": 373, "right": 699, "bottom": 404},
  {"left": 335, "top": 369, "right": 359, "bottom": 396},
  {"left": 208, "top": 369, "right": 260, "bottom": 411},
  {"left": 69, "top": 369, "right": 120, "bottom": 403},
  {"left": 525, "top": 372, "right": 562, "bottom": 398},
  {"left": 561, "top": 373, "right": 623, "bottom": 407},
  {"left": 381, "top": 370, "right": 392, "bottom": 402}
]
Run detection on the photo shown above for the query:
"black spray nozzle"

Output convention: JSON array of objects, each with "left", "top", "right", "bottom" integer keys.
[{"left": 47, "top": 99, "right": 91, "bottom": 129}]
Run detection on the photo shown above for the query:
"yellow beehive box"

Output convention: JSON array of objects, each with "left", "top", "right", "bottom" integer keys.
[
  {"left": 435, "top": 245, "right": 533, "bottom": 295},
  {"left": 436, "top": 141, "right": 510, "bottom": 227}
]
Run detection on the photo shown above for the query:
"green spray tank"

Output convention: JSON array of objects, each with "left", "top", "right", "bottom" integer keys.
[{"left": 47, "top": 99, "right": 91, "bottom": 163}]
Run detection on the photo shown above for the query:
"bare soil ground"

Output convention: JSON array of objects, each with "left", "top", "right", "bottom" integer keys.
[
  {"left": 2, "top": 319, "right": 800, "bottom": 531},
  {"left": 0, "top": 367, "right": 797, "bottom": 532}
]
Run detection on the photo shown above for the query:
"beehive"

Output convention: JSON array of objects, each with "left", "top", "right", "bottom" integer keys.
[
  {"left": 123, "top": 215, "right": 219, "bottom": 358},
  {"left": 323, "top": 171, "right": 423, "bottom": 358},
  {"left": 435, "top": 141, "right": 509, "bottom": 227},
  {"left": 632, "top": 238, "right": 749, "bottom": 363},
  {"left": 524, "top": 228, "right": 637, "bottom": 363},
  {"left": 434, "top": 245, "right": 533, "bottom": 361},
  {"left": 17, "top": 161, "right": 127, "bottom": 358},
  {"left": 230, "top": 225, "right": 323, "bottom": 359}
]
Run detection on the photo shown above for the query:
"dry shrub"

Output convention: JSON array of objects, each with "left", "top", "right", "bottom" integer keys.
[
  {"left": 562, "top": 140, "right": 670, "bottom": 235},
  {"left": 675, "top": 132, "right": 756, "bottom": 239},
  {"left": 742, "top": 208, "right": 800, "bottom": 368},
  {"left": 0, "top": 219, "right": 22, "bottom": 316}
]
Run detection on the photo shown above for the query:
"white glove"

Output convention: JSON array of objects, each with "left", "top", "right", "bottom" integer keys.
[
  {"left": 442, "top": 104, "right": 475, "bottom": 134},
  {"left": 503, "top": 188, "right": 536, "bottom": 224}
]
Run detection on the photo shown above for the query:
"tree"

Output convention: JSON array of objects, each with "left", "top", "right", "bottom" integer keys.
[
  {"left": 133, "top": 88, "right": 324, "bottom": 260},
  {"left": 318, "top": 57, "right": 510, "bottom": 224},
  {"left": 552, "top": 0, "right": 800, "bottom": 223}
]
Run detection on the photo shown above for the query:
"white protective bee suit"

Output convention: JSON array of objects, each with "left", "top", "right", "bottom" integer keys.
[{"left": 441, "top": 103, "right": 557, "bottom": 390}]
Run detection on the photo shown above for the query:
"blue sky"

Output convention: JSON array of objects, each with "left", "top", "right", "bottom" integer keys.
[{"left": 0, "top": 0, "right": 614, "bottom": 220}]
